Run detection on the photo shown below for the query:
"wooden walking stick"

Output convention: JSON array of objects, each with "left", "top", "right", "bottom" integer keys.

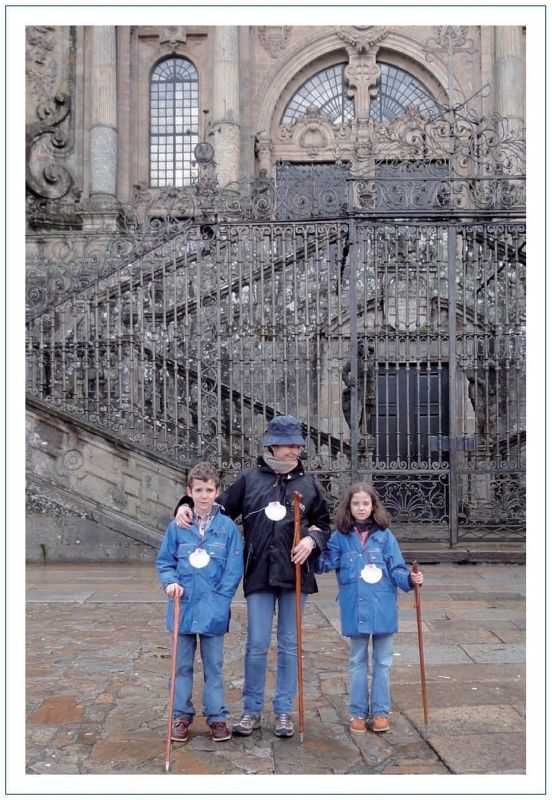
[
  {"left": 412, "top": 562, "right": 429, "bottom": 725},
  {"left": 293, "top": 490, "right": 305, "bottom": 743},
  {"left": 164, "top": 592, "right": 181, "bottom": 772}
]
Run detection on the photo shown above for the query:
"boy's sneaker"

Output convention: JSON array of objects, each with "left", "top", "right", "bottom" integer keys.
[
  {"left": 274, "top": 713, "right": 294, "bottom": 738},
  {"left": 210, "top": 721, "right": 231, "bottom": 741},
  {"left": 232, "top": 713, "right": 262, "bottom": 736},
  {"left": 350, "top": 717, "right": 367, "bottom": 733},
  {"left": 171, "top": 716, "right": 192, "bottom": 742},
  {"left": 370, "top": 715, "right": 390, "bottom": 733}
]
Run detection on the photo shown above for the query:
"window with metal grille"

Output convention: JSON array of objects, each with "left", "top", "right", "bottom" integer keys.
[
  {"left": 282, "top": 62, "right": 440, "bottom": 125},
  {"left": 150, "top": 57, "right": 199, "bottom": 187}
]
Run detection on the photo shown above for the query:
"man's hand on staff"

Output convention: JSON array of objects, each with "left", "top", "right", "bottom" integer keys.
[
  {"left": 291, "top": 535, "right": 316, "bottom": 564},
  {"left": 176, "top": 505, "right": 193, "bottom": 528}
]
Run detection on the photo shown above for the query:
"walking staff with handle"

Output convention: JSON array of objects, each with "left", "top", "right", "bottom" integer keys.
[
  {"left": 292, "top": 490, "right": 305, "bottom": 743},
  {"left": 164, "top": 592, "right": 181, "bottom": 772},
  {"left": 412, "top": 561, "right": 429, "bottom": 725}
]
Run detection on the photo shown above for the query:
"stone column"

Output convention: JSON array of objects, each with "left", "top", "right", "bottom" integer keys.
[
  {"left": 212, "top": 26, "right": 240, "bottom": 186},
  {"left": 86, "top": 26, "right": 119, "bottom": 230},
  {"left": 494, "top": 27, "right": 524, "bottom": 120}
]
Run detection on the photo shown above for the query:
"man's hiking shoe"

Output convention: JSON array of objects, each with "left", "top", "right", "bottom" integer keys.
[
  {"left": 171, "top": 716, "right": 192, "bottom": 742},
  {"left": 370, "top": 715, "right": 390, "bottom": 733},
  {"left": 350, "top": 717, "right": 367, "bottom": 733},
  {"left": 232, "top": 713, "right": 261, "bottom": 736},
  {"left": 210, "top": 721, "right": 231, "bottom": 741},
  {"left": 274, "top": 713, "right": 294, "bottom": 738}
]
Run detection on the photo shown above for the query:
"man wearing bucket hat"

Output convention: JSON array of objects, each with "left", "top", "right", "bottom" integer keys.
[{"left": 175, "top": 415, "right": 330, "bottom": 738}]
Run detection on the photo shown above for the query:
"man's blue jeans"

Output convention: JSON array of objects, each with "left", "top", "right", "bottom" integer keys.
[
  {"left": 172, "top": 633, "right": 229, "bottom": 724},
  {"left": 243, "top": 589, "right": 307, "bottom": 715},
  {"left": 349, "top": 633, "right": 394, "bottom": 718}
]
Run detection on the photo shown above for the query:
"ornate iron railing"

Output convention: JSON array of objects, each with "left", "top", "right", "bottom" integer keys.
[{"left": 26, "top": 108, "right": 526, "bottom": 540}]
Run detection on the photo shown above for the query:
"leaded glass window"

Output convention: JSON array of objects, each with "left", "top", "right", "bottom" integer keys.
[
  {"left": 370, "top": 64, "right": 440, "bottom": 122},
  {"left": 150, "top": 58, "right": 199, "bottom": 187},
  {"left": 281, "top": 64, "right": 354, "bottom": 125},
  {"left": 281, "top": 62, "right": 440, "bottom": 126}
]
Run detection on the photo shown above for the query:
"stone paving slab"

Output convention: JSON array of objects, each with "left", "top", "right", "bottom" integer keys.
[
  {"left": 23, "top": 563, "right": 528, "bottom": 778},
  {"left": 27, "top": 589, "right": 96, "bottom": 603},
  {"left": 392, "top": 679, "right": 526, "bottom": 708},
  {"left": 392, "top": 645, "right": 476, "bottom": 665},
  {"left": 460, "top": 643, "right": 526, "bottom": 663}
]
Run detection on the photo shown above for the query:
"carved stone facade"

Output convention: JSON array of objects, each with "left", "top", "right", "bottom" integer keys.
[{"left": 25, "top": 24, "right": 525, "bottom": 230}]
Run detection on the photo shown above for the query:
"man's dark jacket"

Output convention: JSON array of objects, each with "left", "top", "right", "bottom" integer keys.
[{"left": 175, "top": 457, "right": 331, "bottom": 597}]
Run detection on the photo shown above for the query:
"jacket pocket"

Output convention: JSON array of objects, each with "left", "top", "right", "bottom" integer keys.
[
  {"left": 338, "top": 552, "right": 359, "bottom": 584},
  {"left": 176, "top": 543, "right": 196, "bottom": 578},
  {"left": 200, "top": 540, "right": 226, "bottom": 580},
  {"left": 244, "top": 543, "right": 254, "bottom": 576}
]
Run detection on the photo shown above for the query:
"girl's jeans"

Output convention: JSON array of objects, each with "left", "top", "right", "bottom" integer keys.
[
  {"left": 242, "top": 589, "right": 307, "bottom": 715},
  {"left": 349, "top": 633, "right": 394, "bottom": 718},
  {"left": 172, "top": 633, "right": 229, "bottom": 725}
]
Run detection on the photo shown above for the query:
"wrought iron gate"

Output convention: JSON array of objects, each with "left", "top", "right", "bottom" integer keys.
[{"left": 26, "top": 109, "right": 526, "bottom": 542}]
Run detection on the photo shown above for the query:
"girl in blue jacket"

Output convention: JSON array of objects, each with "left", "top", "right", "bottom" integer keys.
[{"left": 316, "top": 482, "right": 423, "bottom": 734}]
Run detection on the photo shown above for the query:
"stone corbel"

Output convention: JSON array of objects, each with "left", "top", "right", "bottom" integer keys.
[
  {"left": 255, "top": 131, "right": 274, "bottom": 175},
  {"left": 345, "top": 50, "right": 381, "bottom": 123},
  {"left": 159, "top": 26, "right": 188, "bottom": 53}
]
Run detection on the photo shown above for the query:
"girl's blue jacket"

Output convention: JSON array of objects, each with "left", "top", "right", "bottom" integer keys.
[
  {"left": 156, "top": 505, "right": 243, "bottom": 636},
  {"left": 316, "top": 527, "right": 413, "bottom": 637}
]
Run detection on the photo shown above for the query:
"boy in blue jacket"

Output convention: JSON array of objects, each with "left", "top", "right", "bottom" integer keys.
[
  {"left": 156, "top": 462, "right": 243, "bottom": 744},
  {"left": 316, "top": 482, "right": 423, "bottom": 734}
]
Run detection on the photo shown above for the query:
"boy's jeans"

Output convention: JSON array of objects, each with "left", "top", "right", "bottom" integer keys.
[
  {"left": 172, "top": 633, "right": 229, "bottom": 724},
  {"left": 349, "top": 633, "right": 394, "bottom": 719},
  {"left": 242, "top": 589, "right": 307, "bottom": 715}
]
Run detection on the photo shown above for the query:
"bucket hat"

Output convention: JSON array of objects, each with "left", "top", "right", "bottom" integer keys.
[{"left": 262, "top": 415, "right": 305, "bottom": 447}]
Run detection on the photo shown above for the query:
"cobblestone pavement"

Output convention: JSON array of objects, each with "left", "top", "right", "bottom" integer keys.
[{"left": 24, "top": 563, "right": 526, "bottom": 779}]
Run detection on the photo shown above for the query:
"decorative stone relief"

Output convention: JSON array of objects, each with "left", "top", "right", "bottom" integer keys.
[
  {"left": 336, "top": 25, "right": 389, "bottom": 53},
  {"left": 427, "top": 25, "right": 473, "bottom": 54},
  {"left": 159, "top": 26, "right": 189, "bottom": 53},
  {"left": 26, "top": 93, "right": 76, "bottom": 201},
  {"left": 273, "top": 108, "right": 350, "bottom": 162},
  {"left": 383, "top": 274, "right": 430, "bottom": 333},
  {"left": 26, "top": 26, "right": 58, "bottom": 99},
  {"left": 258, "top": 26, "right": 291, "bottom": 58},
  {"left": 62, "top": 449, "right": 84, "bottom": 471}
]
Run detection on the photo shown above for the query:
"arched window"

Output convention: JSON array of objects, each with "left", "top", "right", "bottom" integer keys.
[
  {"left": 150, "top": 57, "right": 199, "bottom": 187},
  {"left": 282, "top": 64, "right": 354, "bottom": 125},
  {"left": 282, "top": 62, "right": 440, "bottom": 126},
  {"left": 371, "top": 64, "right": 441, "bottom": 122}
]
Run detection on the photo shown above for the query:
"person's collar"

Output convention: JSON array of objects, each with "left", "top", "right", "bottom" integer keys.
[
  {"left": 192, "top": 502, "right": 221, "bottom": 521},
  {"left": 262, "top": 451, "right": 299, "bottom": 474}
]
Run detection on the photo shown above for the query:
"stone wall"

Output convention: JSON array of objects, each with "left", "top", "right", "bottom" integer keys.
[{"left": 26, "top": 404, "right": 187, "bottom": 562}]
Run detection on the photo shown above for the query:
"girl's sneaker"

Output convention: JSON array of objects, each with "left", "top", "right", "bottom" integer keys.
[
  {"left": 350, "top": 717, "right": 367, "bottom": 733},
  {"left": 370, "top": 716, "right": 390, "bottom": 732}
]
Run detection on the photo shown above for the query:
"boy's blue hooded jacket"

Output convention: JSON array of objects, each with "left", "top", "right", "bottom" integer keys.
[
  {"left": 156, "top": 504, "right": 243, "bottom": 636},
  {"left": 316, "top": 527, "right": 413, "bottom": 636}
]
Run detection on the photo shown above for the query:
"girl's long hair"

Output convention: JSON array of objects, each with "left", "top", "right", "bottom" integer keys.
[{"left": 334, "top": 482, "right": 390, "bottom": 533}]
